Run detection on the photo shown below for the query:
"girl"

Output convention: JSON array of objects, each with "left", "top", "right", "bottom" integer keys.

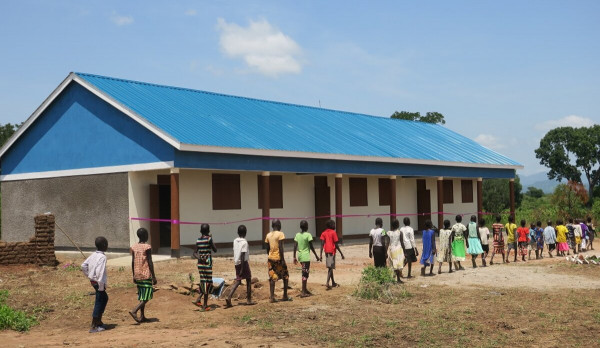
[
  {"left": 528, "top": 223, "right": 537, "bottom": 260},
  {"left": 193, "top": 224, "right": 217, "bottom": 311},
  {"left": 369, "top": 218, "right": 387, "bottom": 268},
  {"left": 386, "top": 219, "right": 405, "bottom": 283},
  {"left": 490, "top": 215, "right": 506, "bottom": 265},
  {"left": 587, "top": 217, "right": 596, "bottom": 250},
  {"left": 478, "top": 219, "right": 490, "bottom": 266},
  {"left": 451, "top": 215, "right": 467, "bottom": 271},
  {"left": 437, "top": 220, "right": 453, "bottom": 274},
  {"left": 467, "top": 215, "right": 484, "bottom": 268},
  {"left": 555, "top": 220, "right": 569, "bottom": 257},
  {"left": 535, "top": 221, "right": 544, "bottom": 259},
  {"left": 401, "top": 217, "right": 418, "bottom": 278},
  {"left": 516, "top": 220, "right": 529, "bottom": 262},
  {"left": 420, "top": 219, "right": 436, "bottom": 276}
]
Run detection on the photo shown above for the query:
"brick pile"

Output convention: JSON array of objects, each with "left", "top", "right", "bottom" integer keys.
[{"left": 0, "top": 214, "right": 58, "bottom": 266}]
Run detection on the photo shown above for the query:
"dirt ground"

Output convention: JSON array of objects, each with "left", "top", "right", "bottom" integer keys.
[{"left": 2, "top": 241, "right": 600, "bottom": 347}]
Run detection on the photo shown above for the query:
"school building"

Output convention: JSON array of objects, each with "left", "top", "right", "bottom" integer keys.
[{"left": 0, "top": 73, "right": 522, "bottom": 256}]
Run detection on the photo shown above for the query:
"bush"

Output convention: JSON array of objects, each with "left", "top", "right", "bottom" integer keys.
[
  {"left": 0, "top": 290, "right": 39, "bottom": 332},
  {"left": 353, "top": 266, "right": 411, "bottom": 304}
]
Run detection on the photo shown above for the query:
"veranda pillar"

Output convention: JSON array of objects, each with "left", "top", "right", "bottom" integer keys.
[
  {"left": 170, "top": 168, "right": 180, "bottom": 258},
  {"left": 335, "top": 174, "right": 343, "bottom": 241},
  {"left": 477, "top": 178, "right": 483, "bottom": 222},
  {"left": 390, "top": 175, "right": 397, "bottom": 227},
  {"left": 437, "top": 177, "right": 444, "bottom": 229},
  {"left": 261, "top": 171, "right": 270, "bottom": 244}
]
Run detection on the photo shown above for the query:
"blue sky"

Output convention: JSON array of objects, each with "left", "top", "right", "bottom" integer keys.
[{"left": 1, "top": 1, "right": 599, "bottom": 175}]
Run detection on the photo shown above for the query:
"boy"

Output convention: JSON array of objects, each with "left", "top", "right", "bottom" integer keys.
[
  {"left": 81, "top": 236, "right": 109, "bottom": 333},
  {"left": 265, "top": 219, "right": 290, "bottom": 303},
  {"left": 505, "top": 215, "right": 518, "bottom": 262},
  {"left": 319, "top": 220, "right": 345, "bottom": 290},
  {"left": 293, "top": 220, "right": 321, "bottom": 297},
  {"left": 129, "top": 228, "right": 157, "bottom": 323},
  {"left": 543, "top": 221, "right": 556, "bottom": 258},
  {"left": 226, "top": 225, "right": 255, "bottom": 308}
]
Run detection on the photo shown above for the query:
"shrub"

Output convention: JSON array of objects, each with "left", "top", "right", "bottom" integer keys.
[
  {"left": 353, "top": 266, "right": 411, "bottom": 304},
  {"left": 0, "top": 290, "right": 39, "bottom": 332}
]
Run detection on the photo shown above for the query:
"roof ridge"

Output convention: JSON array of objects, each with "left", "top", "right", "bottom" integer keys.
[{"left": 74, "top": 72, "right": 427, "bottom": 125}]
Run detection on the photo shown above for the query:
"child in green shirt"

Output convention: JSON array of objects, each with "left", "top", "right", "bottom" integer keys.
[{"left": 293, "top": 220, "right": 321, "bottom": 297}]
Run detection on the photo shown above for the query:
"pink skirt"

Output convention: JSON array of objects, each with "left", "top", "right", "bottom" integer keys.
[{"left": 558, "top": 242, "right": 569, "bottom": 251}]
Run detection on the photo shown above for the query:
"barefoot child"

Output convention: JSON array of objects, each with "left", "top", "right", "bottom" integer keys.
[
  {"left": 579, "top": 219, "right": 589, "bottom": 252},
  {"left": 467, "top": 215, "right": 484, "bottom": 268},
  {"left": 587, "top": 217, "right": 596, "bottom": 250},
  {"left": 556, "top": 220, "right": 569, "bottom": 257},
  {"left": 265, "top": 219, "right": 290, "bottom": 302},
  {"left": 543, "top": 221, "right": 556, "bottom": 258},
  {"left": 573, "top": 219, "right": 583, "bottom": 254},
  {"left": 505, "top": 215, "right": 518, "bottom": 262},
  {"left": 490, "top": 215, "right": 506, "bottom": 265},
  {"left": 293, "top": 220, "right": 321, "bottom": 297},
  {"left": 194, "top": 224, "right": 217, "bottom": 311},
  {"left": 401, "top": 217, "right": 418, "bottom": 278},
  {"left": 369, "top": 218, "right": 387, "bottom": 268},
  {"left": 319, "top": 220, "right": 345, "bottom": 289},
  {"left": 129, "top": 228, "right": 157, "bottom": 323},
  {"left": 528, "top": 223, "right": 537, "bottom": 260},
  {"left": 81, "top": 236, "right": 109, "bottom": 333},
  {"left": 535, "top": 221, "right": 545, "bottom": 259},
  {"left": 566, "top": 218, "right": 576, "bottom": 255},
  {"left": 516, "top": 220, "right": 529, "bottom": 262},
  {"left": 451, "top": 215, "right": 467, "bottom": 270},
  {"left": 478, "top": 219, "right": 490, "bottom": 266},
  {"left": 387, "top": 219, "right": 405, "bottom": 282},
  {"left": 420, "top": 219, "right": 436, "bottom": 276},
  {"left": 225, "top": 225, "right": 255, "bottom": 308},
  {"left": 437, "top": 220, "right": 453, "bottom": 274}
]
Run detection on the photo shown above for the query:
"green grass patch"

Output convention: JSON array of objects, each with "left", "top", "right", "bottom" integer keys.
[
  {"left": 353, "top": 266, "right": 412, "bottom": 304},
  {"left": 0, "top": 290, "right": 39, "bottom": 332}
]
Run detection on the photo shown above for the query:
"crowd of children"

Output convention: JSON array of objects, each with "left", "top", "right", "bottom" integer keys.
[{"left": 81, "top": 215, "right": 595, "bottom": 333}]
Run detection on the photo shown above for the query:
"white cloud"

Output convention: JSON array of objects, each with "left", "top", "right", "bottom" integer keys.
[
  {"left": 216, "top": 18, "right": 303, "bottom": 77},
  {"left": 185, "top": 9, "right": 197, "bottom": 16},
  {"left": 475, "top": 134, "right": 506, "bottom": 150},
  {"left": 110, "top": 12, "right": 134, "bottom": 26},
  {"left": 534, "top": 115, "right": 594, "bottom": 132}
]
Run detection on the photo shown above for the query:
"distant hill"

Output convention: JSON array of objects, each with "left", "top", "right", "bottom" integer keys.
[{"left": 519, "top": 171, "right": 590, "bottom": 194}]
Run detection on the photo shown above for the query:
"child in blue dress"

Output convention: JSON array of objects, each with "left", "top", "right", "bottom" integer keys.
[{"left": 420, "top": 220, "right": 436, "bottom": 276}]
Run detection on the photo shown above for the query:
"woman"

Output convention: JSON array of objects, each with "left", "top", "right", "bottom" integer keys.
[
  {"left": 194, "top": 224, "right": 217, "bottom": 311},
  {"left": 436, "top": 220, "right": 453, "bottom": 274},
  {"left": 420, "top": 219, "right": 436, "bottom": 276},
  {"left": 386, "top": 219, "right": 405, "bottom": 283}
]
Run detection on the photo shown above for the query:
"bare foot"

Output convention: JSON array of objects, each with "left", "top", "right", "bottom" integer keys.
[
  {"left": 129, "top": 311, "right": 141, "bottom": 324},
  {"left": 224, "top": 299, "right": 233, "bottom": 308}
]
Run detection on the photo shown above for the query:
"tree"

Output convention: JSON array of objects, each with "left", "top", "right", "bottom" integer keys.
[
  {"left": 0, "top": 123, "right": 22, "bottom": 147},
  {"left": 553, "top": 181, "right": 589, "bottom": 219},
  {"left": 535, "top": 125, "right": 600, "bottom": 199},
  {"left": 390, "top": 111, "right": 446, "bottom": 125},
  {"left": 525, "top": 186, "right": 544, "bottom": 199},
  {"left": 482, "top": 175, "right": 523, "bottom": 214}
]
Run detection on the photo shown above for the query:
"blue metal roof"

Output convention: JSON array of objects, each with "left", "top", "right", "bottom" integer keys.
[{"left": 75, "top": 72, "right": 521, "bottom": 167}]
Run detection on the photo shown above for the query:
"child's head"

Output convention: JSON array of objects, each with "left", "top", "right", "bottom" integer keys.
[
  {"left": 272, "top": 219, "right": 282, "bottom": 231},
  {"left": 424, "top": 219, "right": 432, "bottom": 229},
  {"left": 557, "top": 219, "right": 563, "bottom": 225},
  {"left": 403, "top": 217, "right": 410, "bottom": 226},
  {"left": 136, "top": 228, "right": 149, "bottom": 242},
  {"left": 470, "top": 215, "right": 476, "bottom": 223},
  {"left": 300, "top": 220, "right": 308, "bottom": 232},
  {"left": 95, "top": 236, "right": 108, "bottom": 252},
  {"left": 530, "top": 223, "right": 535, "bottom": 229},
  {"left": 444, "top": 219, "right": 451, "bottom": 229},
  {"left": 588, "top": 216, "right": 592, "bottom": 223},
  {"left": 495, "top": 215, "right": 501, "bottom": 223},
  {"left": 479, "top": 219, "right": 486, "bottom": 227},
  {"left": 455, "top": 215, "right": 462, "bottom": 223},
  {"left": 237, "top": 225, "right": 247, "bottom": 238},
  {"left": 568, "top": 217, "right": 574, "bottom": 223},
  {"left": 547, "top": 220, "right": 553, "bottom": 226},
  {"left": 326, "top": 219, "right": 336, "bottom": 230},
  {"left": 508, "top": 215, "right": 514, "bottom": 223},
  {"left": 536, "top": 221, "right": 542, "bottom": 228},
  {"left": 200, "top": 224, "right": 210, "bottom": 236},
  {"left": 520, "top": 219, "right": 526, "bottom": 227},
  {"left": 375, "top": 217, "right": 383, "bottom": 228},
  {"left": 391, "top": 219, "right": 400, "bottom": 230}
]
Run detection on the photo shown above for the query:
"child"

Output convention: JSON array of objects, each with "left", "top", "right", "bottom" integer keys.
[
  {"left": 587, "top": 217, "right": 596, "bottom": 250},
  {"left": 528, "top": 223, "right": 537, "bottom": 260},
  {"left": 193, "top": 224, "right": 217, "bottom": 311},
  {"left": 81, "top": 236, "right": 109, "bottom": 333},
  {"left": 490, "top": 215, "right": 506, "bottom": 265},
  {"left": 400, "top": 217, "right": 418, "bottom": 278},
  {"left": 293, "top": 220, "right": 321, "bottom": 297},
  {"left": 535, "top": 221, "right": 544, "bottom": 259},
  {"left": 451, "top": 215, "right": 467, "bottom": 270},
  {"left": 265, "top": 219, "right": 290, "bottom": 302},
  {"left": 129, "top": 228, "right": 157, "bottom": 323},
  {"left": 467, "top": 215, "right": 484, "bottom": 268},
  {"left": 555, "top": 220, "right": 569, "bottom": 257},
  {"left": 225, "top": 225, "right": 255, "bottom": 308},
  {"left": 516, "top": 220, "right": 530, "bottom": 262},
  {"left": 566, "top": 218, "right": 575, "bottom": 255},
  {"left": 420, "top": 219, "right": 436, "bottom": 276},
  {"left": 478, "top": 219, "right": 490, "bottom": 266},
  {"left": 387, "top": 219, "right": 405, "bottom": 282},
  {"left": 543, "top": 220, "right": 556, "bottom": 258},
  {"left": 573, "top": 219, "right": 583, "bottom": 254},
  {"left": 505, "top": 215, "right": 518, "bottom": 262},
  {"left": 437, "top": 219, "right": 453, "bottom": 274},
  {"left": 580, "top": 219, "right": 589, "bottom": 252},
  {"left": 319, "top": 220, "right": 345, "bottom": 290},
  {"left": 369, "top": 218, "right": 387, "bottom": 268}
]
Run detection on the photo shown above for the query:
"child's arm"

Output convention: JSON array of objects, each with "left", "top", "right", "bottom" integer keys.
[
  {"left": 368, "top": 235, "right": 373, "bottom": 258},
  {"left": 319, "top": 239, "right": 324, "bottom": 260},
  {"left": 335, "top": 242, "right": 345, "bottom": 259},
  {"left": 130, "top": 248, "right": 135, "bottom": 283},
  {"left": 210, "top": 238, "right": 217, "bottom": 253},
  {"left": 81, "top": 257, "right": 90, "bottom": 277},
  {"left": 293, "top": 241, "right": 298, "bottom": 265},
  {"left": 147, "top": 249, "right": 157, "bottom": 285},
  {"left": 309, "top": 241, "right": 320, "bottom": 262},
  {"left": 278, "top": 240, "right": 285, "bottom": 263}
]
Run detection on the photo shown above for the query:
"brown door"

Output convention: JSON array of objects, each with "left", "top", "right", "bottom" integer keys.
[
  {"left": 149, "top": 184, "right": 160, "bottom": 253},
  {"left": 416, "top": 179, "right": 431, "bottom": 231},
  {"left": 314, "top": 176, "right": 331, "bottom": 237}
]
